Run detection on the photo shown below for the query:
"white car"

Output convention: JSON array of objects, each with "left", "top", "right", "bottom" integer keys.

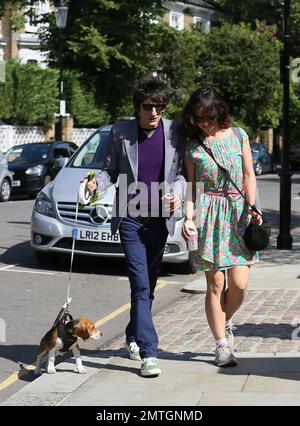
[{"left": 31, "top": 126, "right": 195, "bottom": 273}]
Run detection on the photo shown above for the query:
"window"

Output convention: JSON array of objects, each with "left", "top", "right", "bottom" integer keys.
[
  {"left": 71, "top": 130, "right": 110, "bottom": 169},
  {"left": 193, "top": 16, "right": 211, "bottom": 34},
  {"left": 169, "top": 11, "right": 184, "bottom": 30},
  {"left": 25, "top": 1, "right": 50, "bottom": 33}
]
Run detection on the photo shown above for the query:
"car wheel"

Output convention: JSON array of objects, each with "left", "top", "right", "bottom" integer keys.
[
  {"left": 0, "top": 179, "right": 11, "bottom": 202},
  {"left": 255, "top": 161, "right": 263, "bottom": 176},
  {"left": 43, "top": 175, "right": 52, "bottom": 186}
]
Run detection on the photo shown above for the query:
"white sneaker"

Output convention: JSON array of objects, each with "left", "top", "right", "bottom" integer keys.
[
  {"left": 215, "top": 345, "right": 238, "bottom": 367},
  {"left": 141, "top": 357, "right": 161, "bottom": 377},
  {"left": 125, "top": 341, "right": 141, "bottom": 361},
  {"left": 225, "top": 325, "right": 235, "bottom": 350}
]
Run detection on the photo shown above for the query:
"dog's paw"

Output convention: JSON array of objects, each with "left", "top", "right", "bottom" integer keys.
[
  {"left": 46, "top": 366, "right": 57, "bottom": 374},
  {"left": 75, "top": 367, "right": 86, "bottom": 374},
  {"left": 34, "top": 369, "right": 42, "bottom": 376}
]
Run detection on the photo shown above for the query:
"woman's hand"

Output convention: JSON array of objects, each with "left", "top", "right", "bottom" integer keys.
[
  {"left": 249, "top": 207, "right": 263, "bottom": 225},
  {"left": 182, "top": 219, "right": 197, "bottom": 241}
]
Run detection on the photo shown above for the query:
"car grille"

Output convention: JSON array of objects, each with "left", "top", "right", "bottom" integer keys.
[
  {"left": 56, "top": 202, "right": 112, "bottom": 226},
  {"left": 54, "top": 238, "right": 124, "bottom": 254}
]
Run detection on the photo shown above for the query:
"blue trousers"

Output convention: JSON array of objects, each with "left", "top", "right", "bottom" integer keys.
[{"left": 119, "top": 217, "right": 168, "bottom": 359}]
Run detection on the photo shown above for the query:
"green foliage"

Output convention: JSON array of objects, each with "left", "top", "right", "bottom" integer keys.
[
  {"left": 0, "top": 60, "right": 58, "bottom": 127},
  {"left": 64, "top": 70, "right": 110, "bottom": 127},
  {"left": 40, "top": 0, "right": 164, "bottom": 120},
  {"left": 193, "top": 23, "right": 282, "bottom": 130}
]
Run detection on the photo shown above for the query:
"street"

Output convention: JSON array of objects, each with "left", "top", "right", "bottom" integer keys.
[{"left": 0, "top": 172, "right": 299, "bottom": 403}]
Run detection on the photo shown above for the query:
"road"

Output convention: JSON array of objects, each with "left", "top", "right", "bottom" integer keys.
[{"left": 0, "top": 172, "right": 299, "bottom": 402}]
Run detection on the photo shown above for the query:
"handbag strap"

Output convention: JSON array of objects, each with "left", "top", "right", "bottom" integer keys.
[{"left": 199, "top": 129, "right": 262, "bottom": 217}]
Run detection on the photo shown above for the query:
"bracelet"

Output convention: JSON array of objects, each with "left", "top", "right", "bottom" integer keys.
[{"left": 184, "top": 216, "right": 193, "bottom": 221}]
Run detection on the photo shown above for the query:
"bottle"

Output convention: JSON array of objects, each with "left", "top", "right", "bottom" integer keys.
[{"left": 187, "top": 229, "right": 198, "bottom": 251}]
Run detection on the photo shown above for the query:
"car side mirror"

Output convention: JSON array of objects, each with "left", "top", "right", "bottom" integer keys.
[{"left": 53, "top": 157, "right": 69, "bottom": 169}]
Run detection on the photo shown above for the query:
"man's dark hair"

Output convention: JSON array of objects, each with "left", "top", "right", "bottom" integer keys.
[{"left": 133, "top": 75, "right": 170, "bottom": 115}]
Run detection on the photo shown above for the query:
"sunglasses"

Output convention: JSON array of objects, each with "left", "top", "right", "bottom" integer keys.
[
  {"left": 142, "top": 103, "right": 166, "bottom": 112},
  {"left": 193, "top": 115, "right": 215, "bottom": 123},
  {"left": 198, "top": 87, "right": 211, "bottom": 96}
]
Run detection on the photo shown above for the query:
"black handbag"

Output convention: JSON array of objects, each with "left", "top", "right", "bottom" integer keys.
[{"left": 199, "top": 134, "right": 271, "bottom": 251}]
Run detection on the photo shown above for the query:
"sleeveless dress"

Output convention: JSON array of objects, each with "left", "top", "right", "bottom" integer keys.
[{"left": 186, "top": 127, "right": 259, "bottom": 272}]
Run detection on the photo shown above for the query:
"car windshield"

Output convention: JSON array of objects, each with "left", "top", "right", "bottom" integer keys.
[
  {"left": 69, "top": 130, "right": 110, "bottom": 169},
  {"left": 6, "top": 144, "right": 51, "bottom": 163}
]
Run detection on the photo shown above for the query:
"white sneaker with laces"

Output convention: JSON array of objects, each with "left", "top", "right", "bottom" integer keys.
[
  {"left": 141, "top": 357, "right": 161, "bottom": 377},
  {"left": 215, "top": 345, "right": 237, "bottom": 367},
  {"left": 125, "top": 341, "right": 141, "bottom": 361},
  {"left": 225, "top": 325, "right": 235, "bottom": 350}
]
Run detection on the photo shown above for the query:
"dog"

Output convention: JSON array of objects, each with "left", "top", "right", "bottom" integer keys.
[{"left": 34, "top": 298, "right": 101, "bottom": 375}]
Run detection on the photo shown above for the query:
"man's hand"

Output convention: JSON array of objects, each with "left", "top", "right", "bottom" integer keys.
[
  {"left": 162, "top": 193, "right": 181, "bottom": 213},
  {"left": 84, "top": 177, "right": 97, "bottom": 193}
]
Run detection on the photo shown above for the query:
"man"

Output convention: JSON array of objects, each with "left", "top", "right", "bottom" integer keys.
[{"left": 87, "top": 75, "right": 186, "bottom": 377}]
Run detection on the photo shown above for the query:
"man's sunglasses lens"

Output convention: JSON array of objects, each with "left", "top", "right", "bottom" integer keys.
[{"left": 142, "top": 103, "right": 166, "bottom": 112}]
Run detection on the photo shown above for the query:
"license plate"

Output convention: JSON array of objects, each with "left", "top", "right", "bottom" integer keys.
[
  {"left": 12, "top": 180, "right": 21, "bottom": 187},
  {"left": 77, "top": 228, "right": 120, "bottom": 243}
]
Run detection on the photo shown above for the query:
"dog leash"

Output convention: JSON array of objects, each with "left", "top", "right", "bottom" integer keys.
[{"left": 67, "top": 198, "right": 79, "bottom": 307}]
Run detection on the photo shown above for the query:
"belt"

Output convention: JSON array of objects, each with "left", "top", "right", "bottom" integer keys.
[
  {"left": 132, "top": 216, "right": 164, "bottom": 223},
  {"left": 205, "top": 190, "right": 240, "bottom": 197}
]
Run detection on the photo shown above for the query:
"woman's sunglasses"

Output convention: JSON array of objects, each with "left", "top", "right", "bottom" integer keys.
[
  {"left": 193, "top": 115, "right": 215, "bottom": 123},
  {"left": 142, "top": 103, "right": 166, "bottom": 112}
]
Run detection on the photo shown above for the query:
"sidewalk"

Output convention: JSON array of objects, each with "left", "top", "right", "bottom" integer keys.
[{"left": 1, "top": 231, "right": 300, "bottom": 406}]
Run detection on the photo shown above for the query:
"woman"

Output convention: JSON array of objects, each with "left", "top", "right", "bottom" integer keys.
[{"left": 181, "top": 88, "right": 261, "bottom": 367}]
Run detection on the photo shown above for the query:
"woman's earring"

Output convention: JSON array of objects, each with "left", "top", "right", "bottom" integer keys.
[{"left": 190, "top": 117, "right": 195, "bottom": 126}]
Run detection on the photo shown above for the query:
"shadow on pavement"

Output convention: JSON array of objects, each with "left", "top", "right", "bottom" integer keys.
[
  {"left": 0, "top": 240, "right": 185, "bottom": 278},
  {"left": 235, "top": 323, "right": 300, "bottom": 340}
]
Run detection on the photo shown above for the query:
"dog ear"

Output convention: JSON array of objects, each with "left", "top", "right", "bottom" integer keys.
[{"left": 70, "top": 319, "right": 91, "bottom": 340}]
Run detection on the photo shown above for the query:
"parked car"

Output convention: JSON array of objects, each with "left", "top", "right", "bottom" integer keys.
[
  {"left": 289, "top": 147, "right": 300, "bottom": 170},
  {"left": 0, "top": 149, "right": 13, "bottom": 202},
  {"left": 31, "top": 126, "right": 195, "bottom": 273},
  {"left": 250, "top": 143, "right": 275, "bottom": 175},
  {"left": 6, "top": 141, "right": 78, "bottom": 198}
]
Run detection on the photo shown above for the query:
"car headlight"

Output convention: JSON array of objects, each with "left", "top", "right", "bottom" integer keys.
[
  {"left": 25, "top": 165, "right": 43, "bottom": 175},
  {"left": 34, "top": 192, "right": 56, "bottom": 218}
]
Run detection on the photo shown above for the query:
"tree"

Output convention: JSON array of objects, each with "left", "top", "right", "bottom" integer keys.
[
  {"left": 39, "top": 0, "right": 165, "bottom": 120},
  {"left": 0, "top": 60, "right": 58, "bottom": 127},
  {"left": 193, "top": 23, "right": 282, "bottom": 132},
  {"left": 209, "top": 0, "right": 300, "bottom": 36}
]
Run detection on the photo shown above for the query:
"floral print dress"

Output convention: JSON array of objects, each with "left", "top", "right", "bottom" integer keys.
[{"left": 186, "top": 127, "right": 259, "bottom": 272}]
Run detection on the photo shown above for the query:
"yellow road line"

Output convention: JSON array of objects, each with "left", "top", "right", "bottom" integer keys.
[{"left": 0, "top": 281, "right": 170, "bottom": 392}]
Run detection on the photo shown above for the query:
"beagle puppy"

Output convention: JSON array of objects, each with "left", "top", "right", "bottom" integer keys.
[{"left": 34, "top": 299, "right": 101, "bottom": 375}]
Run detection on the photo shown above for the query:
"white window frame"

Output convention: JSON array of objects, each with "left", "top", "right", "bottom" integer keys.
[
  {"left": 193, "top": 16, "right": 211, "bottom": 33},
  {"left": 169, "top": 11, "right": 184, "bottom": 30}
]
